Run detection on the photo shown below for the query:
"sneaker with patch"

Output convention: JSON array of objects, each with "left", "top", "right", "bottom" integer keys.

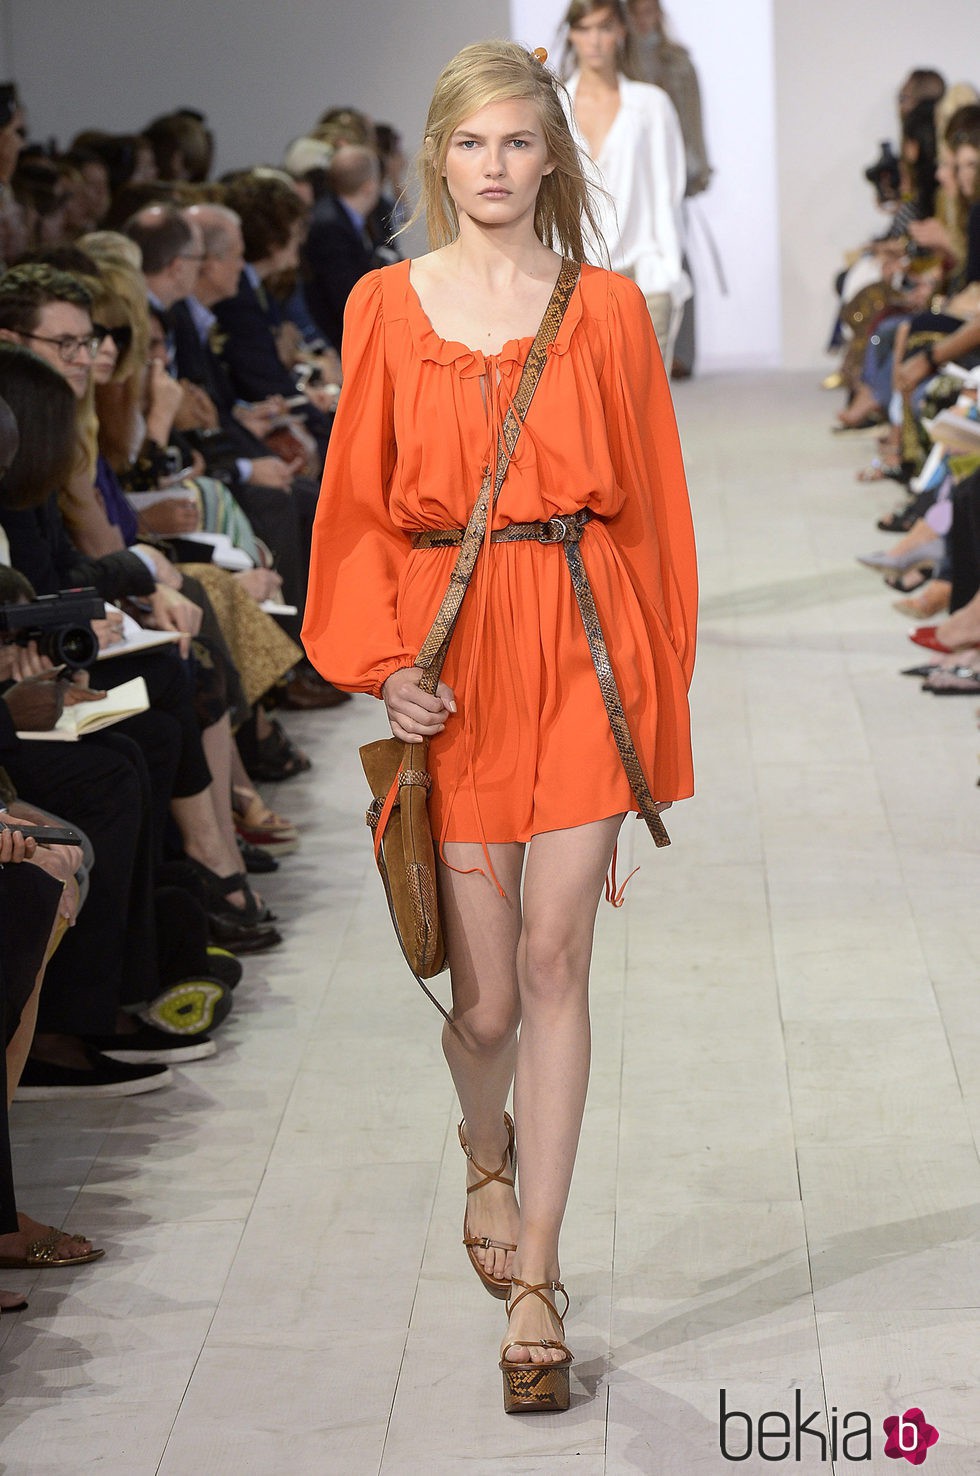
[{"left": 139, "top": 979, "right": 232, "bottom": 1036}]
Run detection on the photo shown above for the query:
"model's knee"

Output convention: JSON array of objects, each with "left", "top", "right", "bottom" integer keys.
[
  {"left": 519, "top": 927, "right": 586, "bottom": 1006},
  {"left": 452, "top": 1001, "right": 519, "bottom": 1055}
]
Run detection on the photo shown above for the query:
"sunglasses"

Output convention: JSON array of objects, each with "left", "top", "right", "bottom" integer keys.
[{"left": 92, "top": 323, "right": 134, "bottom": 355}]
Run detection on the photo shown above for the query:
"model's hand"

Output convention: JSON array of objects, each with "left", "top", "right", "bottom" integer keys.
[{"left": 382, "top": 667, "right": 456, "bottom": 744}]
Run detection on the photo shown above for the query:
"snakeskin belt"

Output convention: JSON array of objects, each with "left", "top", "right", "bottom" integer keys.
[
  {"left": 412, "top": 510, "right": 593, "bottom": 549},
  {"left": 410, "top": 507, "right": 670, "bottom": 847}
]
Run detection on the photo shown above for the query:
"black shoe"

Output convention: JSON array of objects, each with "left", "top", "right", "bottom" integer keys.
[
  {"left": 237, "top": 838, "right": 279, "bottom": 874},
  {"left": 205, "top": 946, "right": 244, "bottom": 989},
  {"left": 83, "top": 1023, "right": 216, "bottom": 1065},
  {"left": 207, "top": 912, "right": 283, "bottom": 954},
  {"left": 17, "top": 1047, "right": 173, "bottom": 1101},
  {"left": 138, "top": 979, "right": 233, "bottom": 1036}
]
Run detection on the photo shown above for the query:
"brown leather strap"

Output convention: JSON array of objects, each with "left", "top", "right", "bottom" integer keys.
[
  {"left": 562, "top": 536, "right": 671, "bottom": 847},
  {"left": 412, "top": 260, "right": 581, "bottom": 695},
  {"left": 413, "top": 509, "right": 671, "bottom": 847},
  {"left": 412, "top": 510, "right": 592, "bottom": 549}
]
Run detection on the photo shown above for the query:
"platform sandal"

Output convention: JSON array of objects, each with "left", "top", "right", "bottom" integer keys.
[
  {"left": 499, "top": 1276, "right": 573, "bottom": 1414},
  {"left": 458, "top": 1112, "right": 516, "bottom": 1300}
]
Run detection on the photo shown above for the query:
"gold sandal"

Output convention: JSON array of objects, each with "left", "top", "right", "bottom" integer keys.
[
  {"left": 458, "top": 1112, "right": 516, "bottom": 1300},
  {"left": 499, "top": 1276, "right": 573, "bottom": 1413}
]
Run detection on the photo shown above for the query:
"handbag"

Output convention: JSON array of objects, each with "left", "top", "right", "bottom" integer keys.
[{"left": 359, "top": 261, "right": 581, "bottom": 1018}]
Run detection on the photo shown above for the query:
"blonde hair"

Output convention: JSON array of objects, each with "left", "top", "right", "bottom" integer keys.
[
  {"left": 413, "top": 40, "right": 605, "bottom": 262},
  {"left": 77, "top": 253, "right": 152, "bottom": 472}
]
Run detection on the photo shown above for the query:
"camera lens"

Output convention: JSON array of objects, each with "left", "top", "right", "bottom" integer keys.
[{"left": 40, "top": 624, "right": 100, "bottom": 670}]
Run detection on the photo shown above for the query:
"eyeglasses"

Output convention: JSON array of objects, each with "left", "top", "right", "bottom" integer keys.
[
  {"left": 91, "top": 323, "right": 134, "bottom": 355},
  {"left": 20, "top": 330, "right": 102, "bottom": 363}
]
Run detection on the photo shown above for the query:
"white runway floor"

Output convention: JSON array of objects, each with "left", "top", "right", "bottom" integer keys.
[{"left": 2, "top": 371, "right": 978, "bottom": 1474}]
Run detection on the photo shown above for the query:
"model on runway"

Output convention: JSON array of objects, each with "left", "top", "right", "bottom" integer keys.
[{"left": 303, "top": 39, "right": 696, "bottom": 1413}]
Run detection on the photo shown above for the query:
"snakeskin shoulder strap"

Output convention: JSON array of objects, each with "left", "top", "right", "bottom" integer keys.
[{"left": 413, "top": 260, "right": 581, "bottom": 693}]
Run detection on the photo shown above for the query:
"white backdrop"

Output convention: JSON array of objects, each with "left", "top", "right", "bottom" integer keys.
[
  {"left": 0, "top": 1, "right": 977, "bottom": 369},
  {"left": 511, "top": 0, "right": 781, "bottom": 372}
]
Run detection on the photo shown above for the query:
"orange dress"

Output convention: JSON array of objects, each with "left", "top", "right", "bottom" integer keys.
[{"left": 302, "top": 259, "right": 697, "bottom": 847}]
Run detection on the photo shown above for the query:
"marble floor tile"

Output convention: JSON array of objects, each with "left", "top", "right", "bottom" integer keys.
[{"left": 4, "top": 372, "right": 978, "bottom": 1472}]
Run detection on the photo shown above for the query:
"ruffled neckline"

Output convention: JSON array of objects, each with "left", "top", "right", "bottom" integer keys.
[{"left": 398, "top": 258, "right": 584, "bottom": 375}]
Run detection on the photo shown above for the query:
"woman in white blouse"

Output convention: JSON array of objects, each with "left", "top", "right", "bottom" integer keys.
[{"left": 562, "top": 0, "right": 690, "bottom": 364}]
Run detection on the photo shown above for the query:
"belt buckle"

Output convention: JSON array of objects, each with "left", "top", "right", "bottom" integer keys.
[{"left": 537, "top": 517, "right": 567, "bottom": 544}]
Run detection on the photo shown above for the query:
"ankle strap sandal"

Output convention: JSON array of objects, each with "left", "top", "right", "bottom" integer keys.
[
  {"left": 499, "top": 1276, "right": 573, "bottom": 1414},
  {"left": 458, "top": 1112, "right": 517, "bottom": 1300}
]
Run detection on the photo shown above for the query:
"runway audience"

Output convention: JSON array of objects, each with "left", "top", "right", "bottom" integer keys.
[
  {"left": 0, "top": 83, "right": 406, "bottom": 1313},
  {"left": 829, "top": 70, "right": 980, "bottom": 716}
]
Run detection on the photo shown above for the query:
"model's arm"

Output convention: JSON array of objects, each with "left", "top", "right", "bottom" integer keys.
[
  {"left": 302, "top": 271, "right": 414, "bottom": 695},
  {"left": 597, "top": 273, "right": 697, "bottom": 687}
]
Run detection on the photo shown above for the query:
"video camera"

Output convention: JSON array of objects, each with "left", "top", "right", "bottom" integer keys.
[{"left": 0, "top": 587, "right": 104, "bottom": 670}]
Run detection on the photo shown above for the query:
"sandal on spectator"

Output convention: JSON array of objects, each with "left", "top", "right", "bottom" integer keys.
[
  {"left": 922, "top": 666, "right": 980, "bottom": 694},
  {"left": 0, "top": 1226, "right": 105, "bottom": 1270},
  {"left": 233, "top": 788, "right": 299, "bottom": 855},
  {"left": 184, "top": 859, "right": 276, "bottom": 926},
  {"left": 242, "top": 718, "right": 312, "bottom": 782},
  {"left": 0, "top": 1291, "right": 28, "bottom": 1313},
  {"left": 238, "top": 838, "right": 279, "bottom": 873}
]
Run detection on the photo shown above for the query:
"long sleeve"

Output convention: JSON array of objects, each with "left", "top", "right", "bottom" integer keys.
[
  {"left": 302, "top": 271, "right": 414, "bottom": 696},
  {"left": 597, "top": 273, "right": 697, "bottom": 687},
  {"left": 0, "top": 497, "right": 155, "bottom": 601}
]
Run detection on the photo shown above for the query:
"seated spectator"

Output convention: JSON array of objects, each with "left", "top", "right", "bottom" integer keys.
[
  {"left": 0, "top": 82, "right": 27, "bottom": 265},
  {"left": 196, "top": 183, "right": 337, "bottom": 442},
  {"left": 302, "top": 144, "right": 383, "bottom": 348},
  {"left": 143, "top": 109, "right": 214, "bottom": 183}
]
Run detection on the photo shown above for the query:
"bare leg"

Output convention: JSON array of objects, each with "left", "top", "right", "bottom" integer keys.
[
  {"left": 171, "top": 787, "right": 250, "bottom": 909},
  {"left": 936, "top": 588, "right": 980, "bottom": 647},
  {"left": 440, "top": 843, "right": 525, "bottom": 1287},
  {"left": 201, "top": 714, "right": 237, "bottom": 860},
  {"left": 504, "top": 815, "right": 623, "bottom": 1365},
  {"left": 2, "top": 907, "right": 97, "bottom": 1262},
  {"left": 6, "top": 907, "right": 69, "bottom": 1106}
]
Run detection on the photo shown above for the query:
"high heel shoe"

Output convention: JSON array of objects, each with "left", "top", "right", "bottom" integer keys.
[
  {"left": 500, "top": 1276, "right": 573, "bottom": 1414},
  {"left": 856, "top": 538, "right": 944, "bottom": 572},
  {"left": 459, "top": 1113, "right": 516, "bottom": 1299}
]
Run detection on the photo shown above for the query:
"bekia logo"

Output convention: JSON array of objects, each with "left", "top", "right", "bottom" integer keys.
[
  {"left": 882, "top": 1408, "right": 940, "bottom": 1465},
  {"left": 718, "top": 1390, "right": 940, "bottom": 1464}
]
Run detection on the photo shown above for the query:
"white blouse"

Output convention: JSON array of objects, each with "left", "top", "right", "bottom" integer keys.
[{"left": 565, "top": 73, "right": 691, "bottom": 306}]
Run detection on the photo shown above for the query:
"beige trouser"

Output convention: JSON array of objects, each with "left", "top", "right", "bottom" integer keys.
[{"left": 619, "top": 270, "right": 681, "bottom": 368}]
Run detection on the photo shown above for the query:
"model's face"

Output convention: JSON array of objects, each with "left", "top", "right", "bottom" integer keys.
[
  {"left": 22, "top": 301, "right": 96, "bottom": 399},
  {"left": 442, "top": 99, "right": 554, "bottom": 231},
  {"left": 569, "top": 8, "right": 626, "bottom": 70},
  {"left": 954, "top": 143, "right": 979, "bottom": 202}
]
